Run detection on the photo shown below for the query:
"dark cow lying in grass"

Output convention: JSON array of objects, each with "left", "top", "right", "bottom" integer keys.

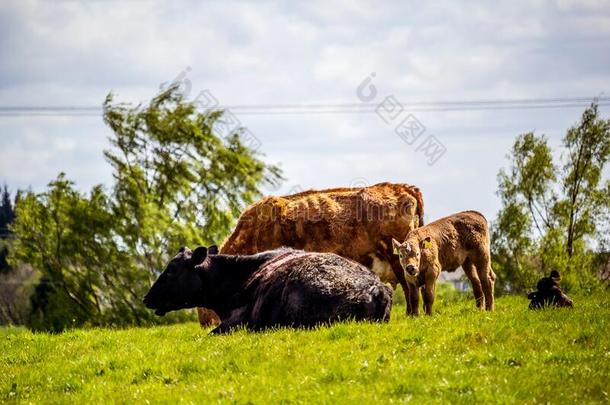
[
  {"left": 528, "top": 270, "right": 573, "bottom": 309},
  {"left": 143, "top": 246, "right": 392, "bottom": 334}
]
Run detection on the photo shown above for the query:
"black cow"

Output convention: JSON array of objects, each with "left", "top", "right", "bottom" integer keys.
[
  {"left": 528, "top": 270, "right": 573, "bottom": 309},
  {"left": 143, "top": 246, "right": 392, "bottom": 334}
]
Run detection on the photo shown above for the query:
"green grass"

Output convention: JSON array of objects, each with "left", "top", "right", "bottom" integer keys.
[{"left": 1, "top": 290, "right": 609, "bottom": 404}]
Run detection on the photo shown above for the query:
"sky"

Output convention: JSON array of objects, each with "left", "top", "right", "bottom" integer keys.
[{"left": 1, "top": 0, "right": 609, "bottom": 223}]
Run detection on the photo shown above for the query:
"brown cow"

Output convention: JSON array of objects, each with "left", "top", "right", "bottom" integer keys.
[
  {"left": 197, "top": 182, "right": 424, "bottom": 325},
  {"left": 391, "top": 210, "right": 496, "bottom": 315}
]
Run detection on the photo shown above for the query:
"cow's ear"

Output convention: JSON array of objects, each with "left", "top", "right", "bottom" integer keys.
[
  {"left": 208, "top": 245, "right": 219, "bottom": 255},
  {"left": 421, "top": 236, "right": 432, "bottom": 249},
  {"left": 191, "top": 246, "right": 208, "bottom": 265},
  {"left": 392, "top": 238, "right": 401, "bottom": 255}
]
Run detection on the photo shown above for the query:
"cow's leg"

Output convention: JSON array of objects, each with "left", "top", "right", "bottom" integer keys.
[
  {"left": 486, "top": 262, "right": 496, "bottom": 311},
  {"left": 209, "top": 306, "right": 248, "bottom": 335},
  {"left": 405, "top": 283, "right": 413, "bottom": 315},
  {"left": 407, "top": 283, "right": 420, "bottom": 316},
  {"left": 422, "top": 282, "right": 435, "bottom": 315},
  {"left": 197, "top": 307, "right": 221, "bottom": 327},
  {"left": 462, "top": 258, "right": 485, "bottom": 309},
  {"left": 422, "top": 267, "right": 440, "bottom": 315},
  {"left": 474, "top": 252, "right": 495, "bottom": 311}
]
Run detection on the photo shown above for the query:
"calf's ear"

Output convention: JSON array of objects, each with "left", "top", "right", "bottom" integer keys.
[
  {"left": 191, "top": 246, "right": 208, "bottom": 265},
  {"left": 421, "top": 236, "right": 432, "bottom": 249},
  {"left": 392, "top": 238, "right": 401, "bottom": 255},
  {"left": 208, "top": 245, "right": 219, "bottom": 255}
]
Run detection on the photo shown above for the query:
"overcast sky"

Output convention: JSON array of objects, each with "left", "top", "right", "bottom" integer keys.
[{"left": 1, "top": 0, "right": 609, "bottom": 223}]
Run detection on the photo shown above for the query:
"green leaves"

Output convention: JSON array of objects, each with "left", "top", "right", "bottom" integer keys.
[
  {"left": 103, "top": 84, "right": 282, "bottom": 249},
  {"left": 561, "top": 103, "right": 610, "bottom": 257},
  {"left": 497, "top": 132, "right": 557, "bottom": 236}
]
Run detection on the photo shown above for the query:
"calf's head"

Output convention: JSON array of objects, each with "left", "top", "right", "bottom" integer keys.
[
  {"left": 143, "top": 245, "right": 218, "bottom": 316},
  {"left": 392, "top": 236, "right": 433, "bottom": 279}
]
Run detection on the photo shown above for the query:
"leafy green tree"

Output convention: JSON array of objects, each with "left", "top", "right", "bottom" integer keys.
[
  {"left": 491, "top": 201, "right": 538, "bottom": 292},
  {"left": 492, "top": 132, "right": 557, "bottom": 291},
  {"left": 102, "top": 84, "right": 281, "bottom": 266},
  {"left": 9, "top": 85, "right": 282, "bottom": 331},
  {"left": 556, "top": 103, "right": 610, "bottom": 257},
  {"left": 497, "top": 132, "right": 557, "bottom": 236},
  {"left": 492, "top": 103, "right": 610, "bottom": 293},
  {"left": 10, "top": 176, "right": 147, "bottom": 330},
  {"left": 11, "top": 177, "right": 105, "bottom": 330}
]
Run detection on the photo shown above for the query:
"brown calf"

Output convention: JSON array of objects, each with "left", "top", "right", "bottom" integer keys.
[
  {"left": 197, "top": 182, "right": 425, "bottom": 325},
  {"left": 392, "top": 210, "right": 496, "bottom": 315}
]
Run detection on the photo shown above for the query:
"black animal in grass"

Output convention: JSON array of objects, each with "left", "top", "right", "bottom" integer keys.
[
  {"left": 143, "top": 246, "right": 392, "bottom": 334},
  {"left": 527, "top": 270, "right": 573, "bottom": 309}
]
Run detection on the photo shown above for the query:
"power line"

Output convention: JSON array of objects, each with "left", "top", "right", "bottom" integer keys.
[
  {"left": 0, "top": 96, "right": 607, "bottom": 117},
  {"left": 214, "top": 96, "right": 610, "bottom": 110},
  {"left": 233, "top": 102, "right": 610, "bottom": 115}
]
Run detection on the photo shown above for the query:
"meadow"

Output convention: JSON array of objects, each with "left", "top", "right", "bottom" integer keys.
[{"left": 1, "top": 289, "right": 608, "bottom": 404}]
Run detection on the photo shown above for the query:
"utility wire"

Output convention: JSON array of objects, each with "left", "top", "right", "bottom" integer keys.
[
  {"left": 210, "top": 96, "right": 610, "bottom": 109},
  {"left": 228, "top": 102, "right": 610, "bottom": 115},
  {"left": 0, "top": 96, "right": 608, "bottom": 117}
]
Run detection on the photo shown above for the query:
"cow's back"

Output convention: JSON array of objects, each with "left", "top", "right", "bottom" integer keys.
[
  {"left": 246, "top": 251, "right": 393, "bottom": 328},
  {"left": 220, "top": 182, "right": 424, "bottom": 282}
]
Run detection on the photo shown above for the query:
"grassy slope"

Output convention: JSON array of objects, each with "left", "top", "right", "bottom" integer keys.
[{"left": 1, "top": 292, "right": 609, "bottom": 404}]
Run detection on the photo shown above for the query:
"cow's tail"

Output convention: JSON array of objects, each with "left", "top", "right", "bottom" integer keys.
[{"left": 407, "top": 185, "right": 425, "bottom": 226}]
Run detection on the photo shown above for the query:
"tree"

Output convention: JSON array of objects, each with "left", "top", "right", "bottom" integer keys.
[
  {"left": 557, "top": 103, "right": 610, "bottom": 257},
  {"left": 0, "top": 184, "right": 16, "bottom": 275},
  {"left": 492, "top": 103, "right": 610, "bottom": 292},
  {"left": 9, "top": 85, "right": 283, "bottom": 330},
  {"left": 102, "top": 84, "right": 281, "bottom": 262},
  {"left": 492, "top": 132, "right": 557, "bottom": 291},
  {"left": 497, "top": 132, "right": 557, "bottom": 237},
  {"left": 491, "top": 201, "right": 538, "bottom": 292},
  {"left": 0, "top": 184, "right": 15, "bottom": 236},
  {"left": 0, "top": 185, "right": 31, "bottom": 326},
  {"left": 0, "top": 239, "right": 11, "bottom": 275},
  {"left": 0, "top": 264, "right": 35, "bottom": 326},
  {"left": 11, "top": 176, "right": 127, "bottom": 330}
]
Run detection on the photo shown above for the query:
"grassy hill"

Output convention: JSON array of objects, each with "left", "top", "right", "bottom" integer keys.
[{"left": 1, "top": 290, "right": 608, "bottom": 403}]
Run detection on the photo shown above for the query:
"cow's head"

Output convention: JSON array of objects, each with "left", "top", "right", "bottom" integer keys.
[
  {"left": 392, "top": 236, "right": 433, "bottom": 279},
  {"left": 143, "top": 245, "right": 219, "bottom": 316},
  {"left": 550, "top": 270, "right": 561, "bottom": 283}
]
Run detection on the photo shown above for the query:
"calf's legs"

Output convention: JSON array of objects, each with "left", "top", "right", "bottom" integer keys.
[
  {"left": 462, "top": 258, "right": 485, "bottom": 309},
  {"left": 422, "top": 282, "right": 435, "bottom": 315},
  {"left": 389, "top": 254, "right": 420, "bottom": 316},
  {"left": 474, "top": 253, "right": 495, "bottom": 311},
  {"left": 407, "top": 283, "right": 420, "bottom": 316}
]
